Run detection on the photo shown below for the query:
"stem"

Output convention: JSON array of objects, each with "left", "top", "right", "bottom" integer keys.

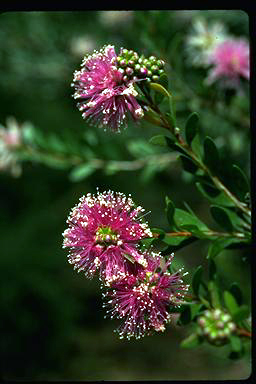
[
  {"left": 144, "top": 86, "right": 251, "bottom": 219},
  {"left": 20, "top": 143, "right": 178, "bottom": 171},
  {"left": 237, "top": 328, "right": 252, "bottom": 338},
  {"left": 152, "top": 230, "right": 248, "bottom": 240},
  {"left": 177, "top": 134, "right": 251, "bottom": 218}
]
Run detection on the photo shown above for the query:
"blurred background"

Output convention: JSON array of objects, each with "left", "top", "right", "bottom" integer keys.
[{"left": 0, "top": 10, "right": 250, "bottom": 380}]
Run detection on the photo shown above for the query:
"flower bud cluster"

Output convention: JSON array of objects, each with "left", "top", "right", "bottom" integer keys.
[
  {"left": 197, "top": 308, "right": 236, "bottom": 345},
  {"left": 115, "top": 48, "right": 165, "bottom": 83}
]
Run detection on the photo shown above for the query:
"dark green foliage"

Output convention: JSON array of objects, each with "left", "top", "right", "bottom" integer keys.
[
  {"left": 192, "top": 265, "right": 203, "bottom": 296},
  {"left": 185, "top": 112, "right": 199, "bottom": 146},
  {"left": 210, "top": 205, "right": 234, "bottom": 232},
  {"left": 203, "top": 136, "right": 220, "bottom": 174}
]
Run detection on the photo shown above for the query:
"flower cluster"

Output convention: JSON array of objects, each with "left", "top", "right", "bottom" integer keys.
[
  {"left": 63, "top": 190, "right": 151, "bottom": 283},
  {"left": 185, "top": 18, "right": 228, "bottom": 67},
  {"left": 206, "top": 39, "right": 249, "bottom": 86},
  {"left": 71, "top": 44, "right": 166, "bottom": 132},
  {"left": 103, "top": 253, "right": 189, "bottom": 339},
  {"left": 186, "top": 17, "right": 249, "bottom": 88},
  {"left": 197, "top": 308, "right": 236, "bottom": 345},
  {"left": 116, "top": 48, "right": 165, "bottom": 84},
  {"left": 63, "top": 190, "right": 189, "bottom": 339}
]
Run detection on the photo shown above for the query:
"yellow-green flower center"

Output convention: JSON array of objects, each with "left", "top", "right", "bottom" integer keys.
[{"left": 95, "top": 226, "right": 119, "bottom": 246}]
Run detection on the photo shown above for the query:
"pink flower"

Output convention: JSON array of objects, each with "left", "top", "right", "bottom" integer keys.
[
  {"left": 206, "top": 38, "right": 250, "bottom": 86},
  {"left": 103, "top": 253, "right": 189, "bottom": 339},
  {"left": 72, "top": 45, "right": 144, "bottom": 132},
  {"left": 62, "top": 190, "right": 152, "bottom": 283}
]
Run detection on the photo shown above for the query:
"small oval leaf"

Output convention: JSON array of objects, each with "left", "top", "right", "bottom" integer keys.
[
  {"left": 185, "top": 112, "right": 199, "bottom": 146},
  {"left": 210, "top": 205, "right": 234, "bottom": 232},
  {"left": 203, "top": 136, "right": 220, "bottom": 174}
]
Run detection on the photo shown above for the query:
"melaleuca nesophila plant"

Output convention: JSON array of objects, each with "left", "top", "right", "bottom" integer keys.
[{"left": 62, "top": 43, "right": 251, "bottom": 355}]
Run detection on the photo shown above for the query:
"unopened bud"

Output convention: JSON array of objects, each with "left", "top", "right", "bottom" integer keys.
[
  {"left": 120, "top": 59, "right": 126, "bottom": 67},
  {"left": 126, "top": 67, "right": 134, "bottom": 76},
  {"left": 140, "top": 67, "right": 148, "bottom": 76}
]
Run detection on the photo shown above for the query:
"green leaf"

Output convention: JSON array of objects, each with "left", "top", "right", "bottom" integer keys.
[
  {"left": 210, "top": 205, "right": 234, "bottom": 232},
  {"left": 143, "top": 106, "right": 164, "bottom": 126},
  {"left": 192, "top": 265, "right": 203, "bottom": 296},
  {"left": 127, "top": 139, "right": 156, "bottom": 157},
  {"left": 153, "top": 74, "right": 169, "bottom": 105},
  {"left": 230, "top": 165, "right": 250, "bottom": 202},
  {"left": 229, "top": 283, "right": 243, "bottom": 306},
  {"left": 230, "top": 335, "right": 242, "bottom": 353},
  {"left": 149, "top": 134, "right": 175, "bottom": 147},
  {"left": 207, "top": 237, "right": 244, "bottom": 259},
  {"left": 196, "top": 182, "right": 235, "bottom": 207},
  {"left": 224, "top": 291, "right": 239, "bottom": 315},
  {"left": 208, "top": 258, "right": 217, "bottom": 280},
  {"left": 179, "top": 155, "right": 198, "bottom": 174},
  {"left": 163, "top": 235, "right": 189, "bottom": 246},
  {"left": 47, "top": 133, "right": 67, "bottom": 153},
  {"left": 165, "top": 197, "right": 176, "bottom": 229},
  {"left": 180, "top": 333, "right": 203, "bottom": 349},
  {"left": 208, "top": 281, "right": 221, "bottom": 308},
  {"left": 185, "top": 112, "right": 199, "bottom": 146},
  {"left": 149, "top": 81, "right": 170, "bottom": 98},
  {"left": 191, "top": 303, "right": 205, "bottom": 319},
  {"left": 203, "top": 136, "right": 220, "bottom": 174},
  {"left": 174, "top": 208, "right": 209, "bottom": 231},
  {"left": 191, "top": 133, "right": 202, "bottom": 159},
  {"left": 161, "top": 236, "right": 197, "bottom": 254},
  {"left": 149, "top": 82, "right": 176, "bottom": 127},
  {"left": 232, "top": 305, "right": 250, "bottom": 323},
  {"left": 151, "top": 227, "right": 165, "bottom": 240},
  {"left": 69, "top": 163, "right": 96, "bottom": 182}
]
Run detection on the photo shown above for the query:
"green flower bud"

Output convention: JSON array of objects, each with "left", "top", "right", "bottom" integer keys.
[
  {"left": 120, "top": 59, "right": 126, "bottom": 67},
  {"left": 149, "top": 55, "right": 156, "bottom": 62},
  {"left": 152, "top": 75, "right": 159, "bottom": 82},
  {"left": 157, "top": 59, "right": 165, "bottom": 68},
  {"left": 151, "top": 65, "right": 159, "bottom": 73},
  {"left": 216, "top": 321, "right": 225, "bottom": 329},
  {"left": 222, "top": 314, "right": 231, "bottom": 323},
  {"left": 213, "top": 309, "right": 222, "bottom": 320},
  {"left": 228, "top": 322, "right": 236, "bottom": 332}
]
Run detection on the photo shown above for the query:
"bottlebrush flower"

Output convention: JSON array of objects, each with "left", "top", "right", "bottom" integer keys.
[
  {"left": 206, "top": 38, "right": 250, "bottom": 86},
  {"left": 103, "top": 253, "right": 189, "bottom": 339},
  {"left": 62, "top": 190, "right": 152, "bottom": 283},
  {"left": 72, "top": 44, "right": 144, "bottom": 132}
]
